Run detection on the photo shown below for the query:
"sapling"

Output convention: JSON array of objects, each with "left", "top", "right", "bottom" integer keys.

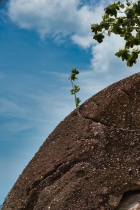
[{"left": 69, "top": 68, "right": 81, "bottom": 114}]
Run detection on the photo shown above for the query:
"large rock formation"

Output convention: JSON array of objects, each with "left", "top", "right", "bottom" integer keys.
[{"left": 2, "top": 72, "right": 140, "bottom": 210}]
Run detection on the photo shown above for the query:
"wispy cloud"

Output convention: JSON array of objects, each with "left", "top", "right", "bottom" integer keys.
[
  {"left": 7, "top": 0, "right": 105, "bottom": 45},
  {"left": 2, "top": 0, "right": 139, "bottom": 136},
  {"left": 0, "top": 97, "right": 26, "bottom": 116},
  {"left": 6, "top": 0, "right": 140, "bottom": 73},
  {"left": 0, "top": 68, "right": 110, "bottom": 136},
  {"left": 90, "top": 33, "right": 126, "bottom": 72}
]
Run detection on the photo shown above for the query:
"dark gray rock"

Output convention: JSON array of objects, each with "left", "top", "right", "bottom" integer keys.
[{"left": 2, "top": 72, "right": 140, "bottom": 210}]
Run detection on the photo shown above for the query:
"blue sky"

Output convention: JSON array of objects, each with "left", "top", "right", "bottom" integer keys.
[{"left": 0, "top": 0, "right": 139, "bottom": 205}]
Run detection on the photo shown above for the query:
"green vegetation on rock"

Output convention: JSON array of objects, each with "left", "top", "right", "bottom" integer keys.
[
  {"left": 69, "top": 0, "right": 140, "bottom": 110},
  {"left": 69, "top": 68, "right": 81, "bottom": 109}
]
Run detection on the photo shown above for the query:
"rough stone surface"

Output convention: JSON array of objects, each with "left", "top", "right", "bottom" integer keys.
[{"left": 2, "top": 72, "right": 140, "bottom": 210}]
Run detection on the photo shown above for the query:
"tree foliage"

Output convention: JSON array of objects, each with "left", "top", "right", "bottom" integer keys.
[{"left": 91, "top": 0, "right": 140, "bottom": 67}]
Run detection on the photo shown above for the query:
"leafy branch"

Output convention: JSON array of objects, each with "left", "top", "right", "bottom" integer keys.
[
  {"left": 91, "top": 0, "right": 140, "bottom": 66},
  {"left": 69, "top": 68, "right": 81, "bottom": 110}
]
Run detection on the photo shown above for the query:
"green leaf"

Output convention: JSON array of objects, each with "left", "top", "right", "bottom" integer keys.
[
  {"left": 120, "top": 32, "right": 126, "bottom": 37},
  {"left": 70, "top": 89, "right": 75, "bottom": 95},
  {"left": 126, "top": 2, "right": 131, "bottom": 6},
  {"left": 115, "top": 51, "right": 121, "bottom": 57},
  {"left": 71, "top": 68, "right": 79, "bottom": 75},
  {"left": 134, "top": 38, "right": 139, "bottom": 45},
  {"left": 74, "top": 85, "right": 80, "bottom": 93},
  {"left": 112, "top": 25, "right": 122, "bottom": 34},
  {"left": 127, "top": 60, "right": 133, "bottom": 66},
  {"left": 91, "top": 0, "right": 140, "bottom": 67},
  {"left": 117, "top": 17, "right": 124, "bottom": 24},
  {"left": 125, "top": 8, "right": 135, "bottom": 18},
  {"left": 76, "top": 98, "right": 81, "bottom": 108},
  {"left": 115, "top": 48, "right": 130, "bottom": 61},
  {"left": 108, "top": 18, "right": 115, "bottom": 22},
  {"left": 93, "top": 34, "right": 105, "bottom": 43},
  {"left": 116, "top": 1, "right": 120, "bottom": 5},
  {"left": 125, "top": 40, "right": 134, "bottom": 48},
  {"left": 69, "top": 68, "right": 79, "bottom": 81},
  {"left": 124, "top": 33, "right": 131, "bottom": 41},
  {"left": 120, "top": 4, "right": 125, "bottom": 9},
  {"left": 102, "top": 13, "right": 109, "bottom": 20}
]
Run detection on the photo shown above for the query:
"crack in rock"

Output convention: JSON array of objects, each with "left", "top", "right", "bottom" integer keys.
[
  {"left": 25, "top": 160, "right": 90, "bottom": 210},
  {"left": 78, "top": 111, "right": 140, "bottom": 132}
]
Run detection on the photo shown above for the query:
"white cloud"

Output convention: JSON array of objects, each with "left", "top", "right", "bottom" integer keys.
[
  {"left": 71, "top": 34, "right": 93, "bottom": 49},
  {"left": 4, "top": 0, "right": 140, "bottom": 116},
  {"left": 7, "top": 0, "right": 105, "bottom": 46},
  {"left": 90, "top": 33, "right": 126, "bottom": 72},
  {"left": 7, "top": 0, "right": 139, "bottom": 74},
  {"left": 6, "top": 0, "right": 140, "bottom": 96},
  {"left": 90, "top": 31, "right": 140, "bottom": 73}
]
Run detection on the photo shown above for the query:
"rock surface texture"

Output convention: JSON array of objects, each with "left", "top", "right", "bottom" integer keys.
[{"left": 2, "top": 73, "right": 140, "bottom": 210}]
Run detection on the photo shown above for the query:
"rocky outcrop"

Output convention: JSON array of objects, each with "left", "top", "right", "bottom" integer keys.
[{"left": 2, "top": 72, "right": 140, "bottom": 210}]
